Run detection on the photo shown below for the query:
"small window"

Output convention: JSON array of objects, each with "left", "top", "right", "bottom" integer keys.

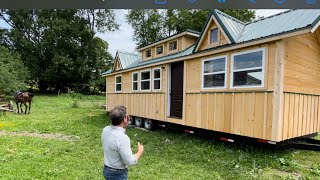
[
  {"left": 156, "top": 46, "right": 163, "bottom": 55},
  {"left": 132, "top": 72, "right": 139, "bottom": 91},
  {"left": 202, "top": 56, "right": 227, "bottom": 89},
  {"left": 146, "top": 49, "right": 151, "bottom": 58},
  {"left": 140, "top": 71, "right": 151, "bottom": 91},
  {"left": 210, "top": 28, "right": 219, "bottom": 44},
  {"left": 153, "top": 69, "right": 161, "bottom": 90},
  {"left": 231, "top": 49, "right": 265, "bottom": 88},
  {"left": 169, "top": 41, "right": 177, "bottom": 51},
  {"left": 115, "top": 75, "right": 122, "bottom": 92}
]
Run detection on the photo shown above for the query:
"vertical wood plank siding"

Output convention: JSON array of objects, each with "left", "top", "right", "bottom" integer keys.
[
  {"left": 107, "top": 93, "right": 166, "bottom": 121},
  {"left": 185, "top": 92, "right": 274, "bottom": 140},
  {"left": 282, "top": 92, "right": 320, "bottom": 140}
]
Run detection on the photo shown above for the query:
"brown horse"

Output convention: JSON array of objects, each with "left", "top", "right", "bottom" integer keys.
[{"left": 14, "top": 91, "right": 34, "bottom": 114}]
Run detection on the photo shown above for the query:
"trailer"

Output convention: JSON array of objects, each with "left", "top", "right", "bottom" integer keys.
[{"left": 102, "top": 9, "right": 320, "bottom": 145}]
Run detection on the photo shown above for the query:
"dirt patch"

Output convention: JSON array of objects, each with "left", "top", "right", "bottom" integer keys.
[{"left": 0, "top": 130, "right": 80, "bottom": 141}]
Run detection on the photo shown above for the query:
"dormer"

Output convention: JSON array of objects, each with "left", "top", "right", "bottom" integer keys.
[
  {"left": 194, "top": 10, "right": 245, "bottom": 52},
  {"left": 137, "top": 30, "right": 200, "bottom": 61},
  {"left": 112, "top": 51, "right": 141, "bottom": 72}
]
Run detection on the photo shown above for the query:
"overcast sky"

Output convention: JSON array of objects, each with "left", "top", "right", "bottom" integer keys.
[{"left": 0, "top": 9, "right": 287, "bottom": 57}]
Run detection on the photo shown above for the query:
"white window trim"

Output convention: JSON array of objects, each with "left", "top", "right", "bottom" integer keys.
[
  {"left": 115, "top": 75, "right": 122, "bottom": 93},
  {"left": 132, "top": 72, "right": 139, "bottom": 92},
  {"left": 140, "top": 70, "right": 151, "bottom": 92},
  {"left": 202, "top": 55, "right": 227, "bottom": 90},
  {"left": 152, "top": 68, "right": 162, "bottom": 91},
  {"left": 230, "top": 48, "right": 266, "bottom": 89}
]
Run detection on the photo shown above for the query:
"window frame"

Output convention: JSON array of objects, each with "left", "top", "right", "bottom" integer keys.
[
  {"left": 156, "top": 45, "right": 164, "bottom": 55},
  {"left": 132, "top": 72, "right": 139, "bottom": 92},
  {"left": 209, "top": 28, "right": 219, "bottom": 44},
  {"left": 230, "top": 48, "right": 266, "bottom": 89},
  {"left": 140, "top": 70, "right": 151, "bottom": 92},
  {"left": 168, "top": 40, "right": 178, "bottom": 51},
  {"left": 152, "top": 68, "right": 162, "bottom": 91},
  {"left": 115, "top": 74, "right": 122, "bottom": 93},
  {"left": 201, "top": 55, "right": 228, "bottom": 90},
  {"left": 145, "top": 49, "right": 152, "bottom": 58}
]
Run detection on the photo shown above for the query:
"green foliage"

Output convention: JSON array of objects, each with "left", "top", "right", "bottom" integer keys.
[
  {"left": 0, "top": 10, "right": 117, "bottom": 93},
  {"left": 0, "top": 95, "right": 320, "bottom": 179},
  {"left": 127, "top": 10, "right": 256, "bottom": 48},
  {"left": 0, "top": 46, "right": 29, "bottom": 94}
]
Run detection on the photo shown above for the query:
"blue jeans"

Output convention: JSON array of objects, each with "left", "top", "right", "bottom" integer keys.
[{"left": 103, "top": 165, "right": 128, "bottom": 180}]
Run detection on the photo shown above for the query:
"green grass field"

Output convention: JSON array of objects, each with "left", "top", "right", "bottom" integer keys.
[{"left": 0, "top": 95, "right": 319, "bottom": 180}]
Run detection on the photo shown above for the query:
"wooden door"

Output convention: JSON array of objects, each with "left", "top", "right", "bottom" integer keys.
[{"left": 170, "top": 61, "right": 184, "bottom": 118}]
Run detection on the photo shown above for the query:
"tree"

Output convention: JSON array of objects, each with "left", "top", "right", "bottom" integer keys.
[
  {"left": 126, "top": 10, "right": 163, "bottom": 48},
  {"left": 0, "top": 9, "right": 118, "bottom": 93},
  {"left": 0, "top": 46, "right": 29, "bottom": 94},
  {"left": 127, "top": 10, "right": 256, "bottom": 47}
]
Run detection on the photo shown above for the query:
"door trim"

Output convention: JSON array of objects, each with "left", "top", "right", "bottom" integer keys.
[{"left": 167, "top": 64, "right": 171, "bottom": 117}]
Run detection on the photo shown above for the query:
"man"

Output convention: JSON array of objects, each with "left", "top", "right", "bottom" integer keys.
[{"left": 102, "top": 106, "right": 144, "bottom": 180}]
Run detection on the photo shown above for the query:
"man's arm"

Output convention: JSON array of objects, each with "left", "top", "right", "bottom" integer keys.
[{"left": 118, "top": 136, "right": 144, "bottom": 167}]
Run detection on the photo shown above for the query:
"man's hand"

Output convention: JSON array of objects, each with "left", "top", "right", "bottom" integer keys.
[{"left": 134, "top": 142, "right": 144, "bottom": 160}]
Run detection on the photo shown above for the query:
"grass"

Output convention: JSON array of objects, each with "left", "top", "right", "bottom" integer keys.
[{"left": 0, "top": 94, "right": 319, "bottom": 179}]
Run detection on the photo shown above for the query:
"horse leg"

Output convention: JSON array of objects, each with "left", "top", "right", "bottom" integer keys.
[
  {"left": 28, "top": 101, "right": 31, "bottom": 114},
  {"left": 20, "top": 103, "right": 23, "bottom": 113},
  {"left": 24, "top": 103, "right": 27, "bottom": 114},
  {"left": 16, "top": 102, "right": 19, "bottom": 113}
]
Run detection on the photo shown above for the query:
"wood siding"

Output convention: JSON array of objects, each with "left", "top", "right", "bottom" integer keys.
[
  {"left": 185, "top": 92, "right": 274, "bottom": 140},
  {"left": 284, "top": 32, "right": 320, "bottom": 94},
  {"left": 282, "top": 92, "right": 320, "bottom": 140},
  {"left": 107, "top": 93, "right": 166, "bottom": 121}
]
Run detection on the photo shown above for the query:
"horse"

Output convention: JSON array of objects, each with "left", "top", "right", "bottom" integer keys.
[{"left": 14, "top": 91, "right": 34, "bottom": 114}]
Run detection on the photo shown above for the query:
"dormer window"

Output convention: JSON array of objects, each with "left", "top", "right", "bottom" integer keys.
[
  {"left": 169, "top": 41, "right": 177, "bottom": 51},
  {"left": 210, "top": 28, "right": 219, "bottom": 44},
  {"left": 146, "top": 49, "right": 151, "bottom": 58},
  {"left": 156, "top": 46, "right": 163, "bottom": 55}
]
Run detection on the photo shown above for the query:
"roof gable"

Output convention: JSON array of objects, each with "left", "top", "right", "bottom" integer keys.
[
  {"left": 194, "top": 11, "right": 232, "bottom": 52},
  {"left": 112, "top": 51, "right": 141, "bottom": 72}
]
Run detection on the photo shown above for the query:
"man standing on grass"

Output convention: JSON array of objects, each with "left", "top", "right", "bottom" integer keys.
[{"left": 102, "top": 105, "right": 144, "bottom": 180}]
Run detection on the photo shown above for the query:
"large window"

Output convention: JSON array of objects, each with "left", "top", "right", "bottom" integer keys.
[
  {"left": 115, "top": 75, "right": 122, "bottom": 92},
  {"left": 231, "top": 49, "right": 265, "bottom": 88},
  {"left": 169, "top": 41, "right": 177, "bottom": 51},
  {"left": 140, "top": 70, "right": 151, "bottom": 91},
  {"left": 132, "top": 72, "right": 139, "bottom": 91},
  {"left": 202, "top": 56, "right": 227, "bottom": 89},
  {"left": 210, "top": 28, "right": 219, "bottom": 44},
  {"left": 153, "top": 68, "right": 161, "bottom": 90}
]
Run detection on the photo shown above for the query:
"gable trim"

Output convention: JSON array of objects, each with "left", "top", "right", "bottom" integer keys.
[
  {"left": 112, "top": 52, "right": 123, "bottom": 72},
  {"left": 194, "top": 13, "right": 232, "bottom": 52}
]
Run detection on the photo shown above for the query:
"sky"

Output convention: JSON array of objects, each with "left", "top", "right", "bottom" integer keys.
[{"left": 0, "top": 9, "right": 287, "bottom": 57}]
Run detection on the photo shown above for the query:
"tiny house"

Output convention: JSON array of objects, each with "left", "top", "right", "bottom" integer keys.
[{"left": 102, "top": 10, "right": 320, "bottom": 143}]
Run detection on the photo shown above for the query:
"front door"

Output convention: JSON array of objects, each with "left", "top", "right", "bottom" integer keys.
[{"left": 170, "top": 61, "right": 184, "bottom": 118}]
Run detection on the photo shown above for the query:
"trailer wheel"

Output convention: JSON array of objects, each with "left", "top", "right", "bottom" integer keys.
[
  {"left": 135, "top": 117, "right": 143, "bottom": 127},
  {"left": 128, "top": 116, "right": 135, "bottom": 125},
  {"left": 144, "top": 119, "right": 155, "bottom": 131}
]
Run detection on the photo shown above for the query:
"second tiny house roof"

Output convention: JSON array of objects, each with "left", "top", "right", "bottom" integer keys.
[{"left": 102, "top": 9, "right": 320, "bottom": 76}]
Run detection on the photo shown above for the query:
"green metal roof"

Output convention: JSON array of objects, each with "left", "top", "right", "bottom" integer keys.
[
  {"left": 102, "top": 9, "right": 320, "bottom": 76},
  {"left": 117, "top": 50, "right": 141, "bottom": 69},
  {"left": 194, "top": 9, "right": 320, "bottom": 52}
]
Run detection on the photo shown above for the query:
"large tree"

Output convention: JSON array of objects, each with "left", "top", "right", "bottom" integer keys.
[
  {"left": 0, "top": 46, "right": 29, "bottom": 94},
  {"left": 0, "top": 9, "right": 118, "bottom": 93},
  {"left": 127, "top": 10, "right": 256, "bottom": 48}
]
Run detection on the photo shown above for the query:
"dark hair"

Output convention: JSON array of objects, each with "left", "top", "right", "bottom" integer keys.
[{"left": 109, "top": 106, "right": 127, "bottom": 126}]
